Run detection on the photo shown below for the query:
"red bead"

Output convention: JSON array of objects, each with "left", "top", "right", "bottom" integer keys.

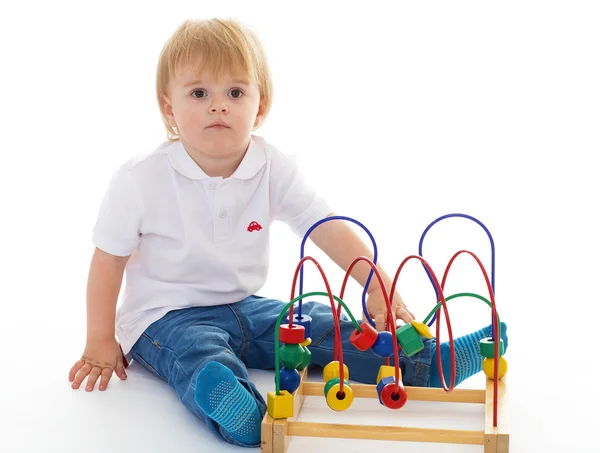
[
  {"left": 379, "top": 378, "right": 407, "bottom": 409},
  {"left": 350, "top": 322, "right": 378, "bottom": 351},
  {"left": 279, "top": 324, "right": 305, "bottom": 344}
]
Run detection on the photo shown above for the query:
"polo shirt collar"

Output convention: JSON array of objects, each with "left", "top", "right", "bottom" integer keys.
[{"left": 168, "top": 136, "right": 266, "bottom": 181}]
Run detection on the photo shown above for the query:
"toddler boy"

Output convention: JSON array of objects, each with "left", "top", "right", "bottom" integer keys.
[{"left": 69, "top": 18, "right": 508, "bottom": 448}]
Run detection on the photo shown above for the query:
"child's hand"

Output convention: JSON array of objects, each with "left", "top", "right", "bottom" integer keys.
[
  {"left": 69, "top": 338, "right": 127, "bottom": 392},
  {"left": 364, "top": 287, "right": 415, "bottom": 331}
]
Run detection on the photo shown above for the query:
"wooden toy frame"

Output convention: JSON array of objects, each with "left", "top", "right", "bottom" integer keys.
[{"left": 261, "top": 368, "right": 509, "bottom": 453}]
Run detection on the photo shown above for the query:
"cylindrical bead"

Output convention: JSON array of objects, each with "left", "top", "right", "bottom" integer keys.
[{"left": 350, "top": 322, "right": 378, "bottom": 351}]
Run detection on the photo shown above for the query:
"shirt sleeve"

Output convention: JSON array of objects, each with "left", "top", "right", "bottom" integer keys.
[
  {"left": 270, "top": 147, "right": 332, "bottom": 238},
  {"left": 92, "top": 165, "right": 144, "bottom": 256}
]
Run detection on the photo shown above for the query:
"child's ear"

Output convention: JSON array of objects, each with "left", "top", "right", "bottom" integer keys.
[
  {"left": 253, "top": 101, "right": 266, "bottom": 130},
  {"left": 163, "top": 96, "right": 177, "bottom": 128}
]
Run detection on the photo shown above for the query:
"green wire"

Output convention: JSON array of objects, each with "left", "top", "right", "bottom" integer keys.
[
  {"left": 422, "top": 292, "right": 502, "bottom": 339},
  {"left": 275, "top": 291, "right": 361, "bottom": 394}
]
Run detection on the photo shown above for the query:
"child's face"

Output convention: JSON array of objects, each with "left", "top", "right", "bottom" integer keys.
[{"left": 163, "top": 62, "right": 264, "bottom": 160}]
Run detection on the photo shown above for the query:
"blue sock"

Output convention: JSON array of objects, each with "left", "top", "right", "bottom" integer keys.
[
  {"left": 429, "top": 322, "right": 508, "bottom": 388},
  {"left": 194, "top": 361, "right": 262, "bottom": 446}
]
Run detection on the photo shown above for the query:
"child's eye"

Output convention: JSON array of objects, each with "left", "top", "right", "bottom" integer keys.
[
  {"left": 191, "top": 89, "right": 208, "bottom": 99},
  {"left": 228, "top": 89, "right": 243, "bottom": 99}
]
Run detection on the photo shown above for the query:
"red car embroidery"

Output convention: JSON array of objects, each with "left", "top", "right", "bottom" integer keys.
[{"left": 247, "top": 221, "right": 262, "bottom": 232}]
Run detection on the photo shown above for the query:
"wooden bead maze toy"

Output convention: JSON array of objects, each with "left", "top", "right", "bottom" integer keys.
[{"left": 261, "top": 214, "right": 509, "bottom": 453}]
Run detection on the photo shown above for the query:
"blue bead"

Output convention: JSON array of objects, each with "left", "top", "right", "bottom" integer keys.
[
  {"left": 286, "top": 313, "right": 312, "bottom": 339},
  {"left": 278, "top": 367, "right": 301, "bottom": 393},
  {"left": 372, "top": 331, "right": 394, "bottom": 357}
]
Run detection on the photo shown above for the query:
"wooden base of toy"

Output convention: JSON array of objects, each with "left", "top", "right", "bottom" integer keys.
[{"left": 261, "top": 368, "right": 509, "bottom": 452}]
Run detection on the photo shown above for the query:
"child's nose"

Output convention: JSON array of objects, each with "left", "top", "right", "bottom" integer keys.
[{"left": 210, "top": 103, "right": 228, "bottom": 114}]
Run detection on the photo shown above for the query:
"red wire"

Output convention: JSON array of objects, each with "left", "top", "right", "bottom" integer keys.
[
  {"left": 389, "top": 255, "right": 457, "bottom": 392},
  {"left": 440, "top": 250, "right": 500, "bottom": 427},
  {"left": 288, "top": 256, "right": 345, "bottom": 390},
  {"left": 339, "top": 256, "right": 401, "bottom": 393}
]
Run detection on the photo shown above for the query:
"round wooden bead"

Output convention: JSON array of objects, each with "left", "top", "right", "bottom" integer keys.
[
  {"left": 279, "top": 343, "right": 305, "bottom": 369},
  {"left": 286, "top": 313, "right": 312, "bottom": 339},
  {"left": 371, "top": 331, "right": 394, "bottom": 357},
  {"left": 325, "top": 381, "right": 354, "bottom": 411},
  {"left": 482, "top": 357, "right": 508, "bottom": 380},
  {"left": 350, "top": 322, "right": 378, "bottom": 351},
  {"left": 323, "top": 377, "right": 350, "bottom": 397},
  {"left": 279, "top": 324, "right": 305, "bottom": 344},
  {"left": 379, "top": 380, "right": 408, "bottom": 409},
  {"left": 279, "top": 367, "right": 301, "bottom": 393},
  {"left": 323, "top": 361, "right": 349, "bottom": 382},
  {"left": 296, "top": 346, "right": 312, "bottom": 371},
  {"left": 479, "top": 337, "right": 505, "bottom": 358}
]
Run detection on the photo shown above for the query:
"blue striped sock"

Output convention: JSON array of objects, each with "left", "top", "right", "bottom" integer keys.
[
  {"left": 194, "top": 361, "right": 261, "bottom": 446},
  {"left": 429, "top": 322, "right": 508, "bottom": 388}
]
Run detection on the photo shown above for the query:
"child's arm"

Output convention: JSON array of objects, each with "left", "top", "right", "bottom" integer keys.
[
  {"left": 69, "top": 248, "right": 129, "bottom": 392},
  {"left": 309, "top": 215, "right": 415, "bottom": 330}
]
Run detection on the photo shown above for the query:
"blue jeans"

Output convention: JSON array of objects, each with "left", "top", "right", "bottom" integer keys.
[{"left": 130, "top": 295, "right": 433, "bottom": 447}]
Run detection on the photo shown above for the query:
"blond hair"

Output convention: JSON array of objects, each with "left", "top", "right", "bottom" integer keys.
[{"left": 156, "top": 18, "right": 273, "bottom": 141}]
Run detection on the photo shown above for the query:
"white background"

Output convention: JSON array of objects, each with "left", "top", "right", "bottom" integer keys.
[{"left": 1, "top": 1, "right": 599, "bottom": 452}]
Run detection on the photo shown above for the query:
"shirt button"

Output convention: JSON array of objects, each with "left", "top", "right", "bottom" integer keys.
[
  {"left": 219, "top": 210, "right": 227, "bottom": 218},
  {"left": 208, "top": 182, "right": 215, "bottom": 189}
]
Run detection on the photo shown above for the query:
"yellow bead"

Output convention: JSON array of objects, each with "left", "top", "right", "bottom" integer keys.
[
  {"left": 411, "top": 320, "right": 433, "bottom": 339},
  {"left": 267, "top": 391, "right": 294, "bottom": 419},
  {"left": 482, "top": 357, "right": 508, "bottom": 380},
  {"left": 323, "top": 361, "right": 349, "bottom": 382},
  {"left": 325, "top": 382, "right": 354, "bottom": 411},
  {"left": 300, "top": 338, "right": 312, "bottom": 347},
  {"left": 376, "top": 365, "right": 400, "bottom": 384}
]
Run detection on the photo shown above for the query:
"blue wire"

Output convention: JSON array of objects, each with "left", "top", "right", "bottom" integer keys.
[
  {"left": 299, "top": 215, "right": 378, "bottom": 328},
  {"left": 417, "top": 213, "right": 496, "bottom": 336}
]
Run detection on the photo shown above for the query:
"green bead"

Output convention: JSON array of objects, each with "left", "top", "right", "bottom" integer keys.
[
  {"left": 296, "top": 346, "right": 312, "bottom": 370},
  {"left": 479, "top": 337, "right": 505, "bottom": 358},
  {"left": 279, "top": 343, "right": 305, "bottom": 369},
  {"left": 324, "top": 377, "right": 350, "bottom": 398},
  {"left": 396, "top": 323, "right": 424, "bottom": 357}
]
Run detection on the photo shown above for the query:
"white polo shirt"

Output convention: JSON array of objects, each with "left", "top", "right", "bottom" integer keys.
[{"left": 92, "top": 135, "right": 331, "bottom": 355}]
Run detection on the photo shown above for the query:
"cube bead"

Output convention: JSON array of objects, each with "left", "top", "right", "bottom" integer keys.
[
  {"left": 396, "top": 323, "right": 424, "bottom": 357},
  {"left": 267, "top": 391, "right": 294, "bottom": 419},
  {"left": 377, "top": 365, "right": 400, "bottom": 384}
]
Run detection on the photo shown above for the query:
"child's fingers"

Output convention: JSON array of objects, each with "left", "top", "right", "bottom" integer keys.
[
  {"left": 68, "top": 359, "right": 85, "bottom": 382},
  {"left": 374, "top": 312, "right": 386, "bottom": 331},
  {"left": 396, "top": 306, "right": 414, "bottom": 324},
  {"left": 115, "top": 359, "right": 128, "bottom": 381},
  {"left": 85, "top": 366, "right": 102, "bottom": 392},
  {"left": 98, "top": 367, "right": 113, "bottom": 391},
  {"left": 71, "top": 362, "right": 92, "bottom": 389},
  {"left": 115, "top": 367, "right": 128, "bottom": 380}
]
